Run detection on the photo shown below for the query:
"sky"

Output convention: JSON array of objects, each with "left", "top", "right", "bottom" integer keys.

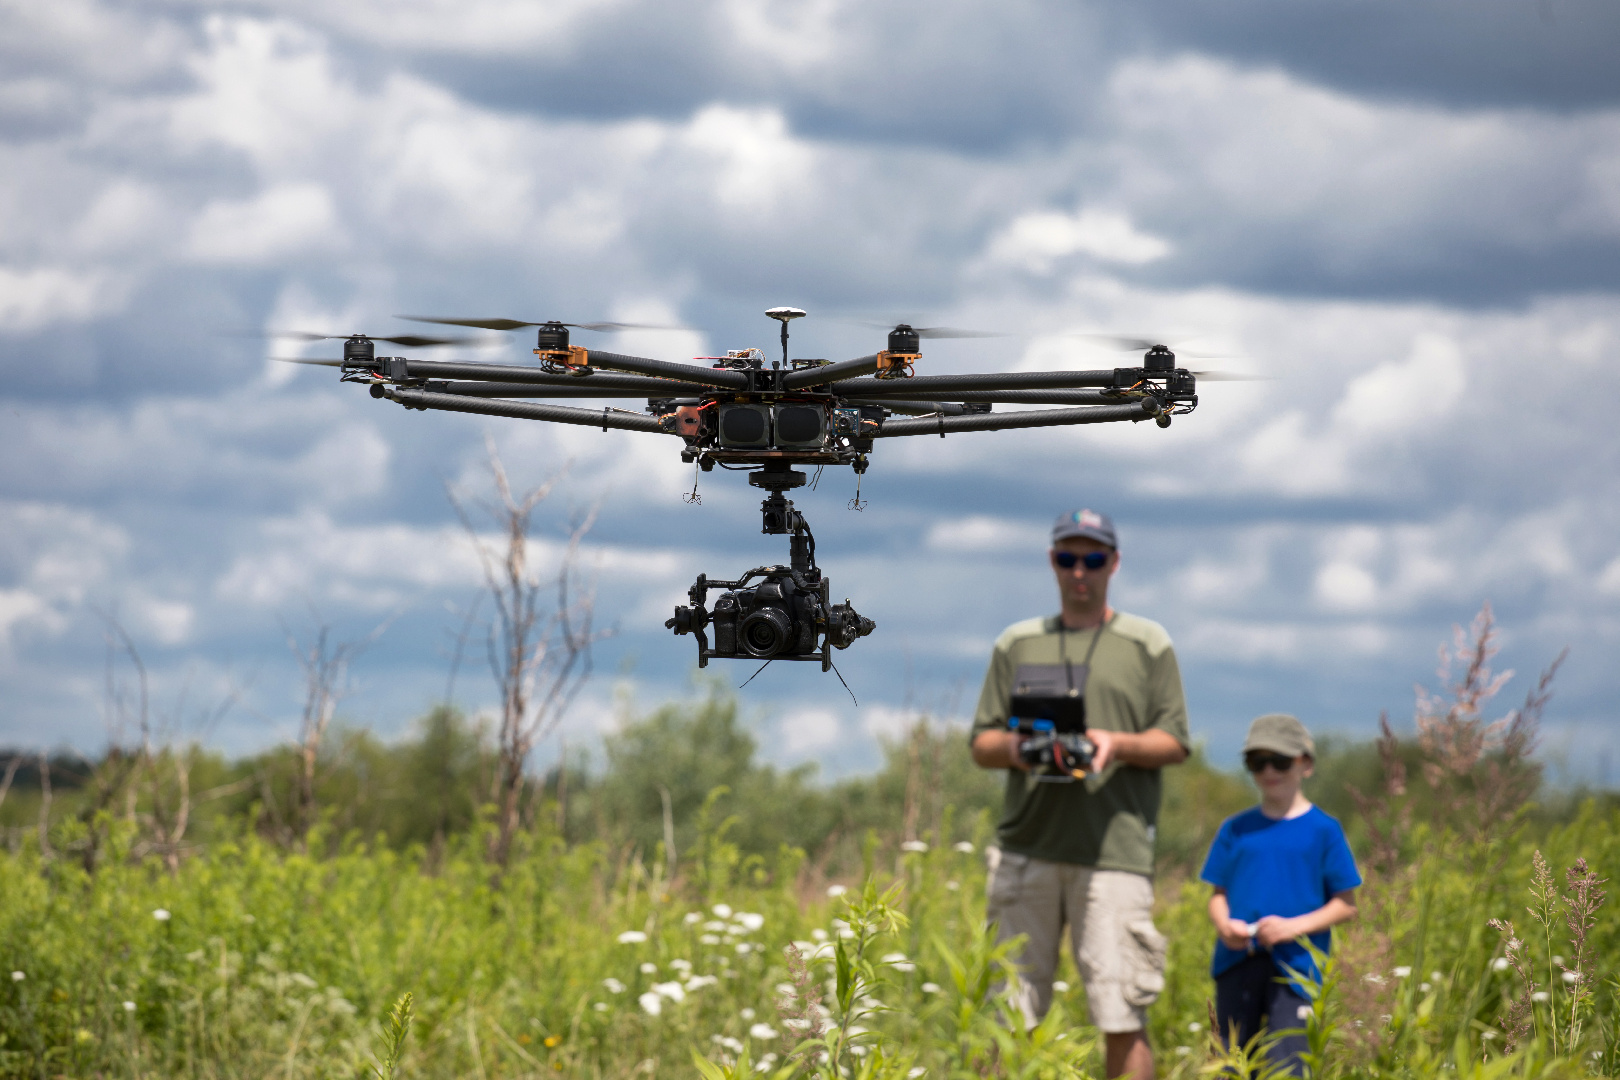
[{"left": 3, "top": 0, "right": 1618, "bottom": 783}]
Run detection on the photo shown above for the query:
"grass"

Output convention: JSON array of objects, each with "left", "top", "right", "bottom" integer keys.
[{"left": 0, "top": 794, "right": 1615, "bottom": 1080}]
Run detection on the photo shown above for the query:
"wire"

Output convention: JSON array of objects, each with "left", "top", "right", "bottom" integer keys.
[
  {"left": 809, "top": 464, "right": 825, "bottom": 490},
  {"left": 829, "top": 658, "right": 858, "bottom": 706},
  {"left": 738, "top": 659, "right": 772, "bottom": 689}
]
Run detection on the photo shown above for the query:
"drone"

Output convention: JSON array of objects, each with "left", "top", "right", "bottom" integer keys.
[{"left": 277, "top": 308, "right": 1204, "bottom": 675}]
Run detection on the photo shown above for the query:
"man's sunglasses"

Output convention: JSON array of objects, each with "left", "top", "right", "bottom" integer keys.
[
  {"left": 1244, "top": 752, "right": 1296, "bottom": 773},
  {"left": 1054, "top": 551, "right": 1111, "bottom": 570}
]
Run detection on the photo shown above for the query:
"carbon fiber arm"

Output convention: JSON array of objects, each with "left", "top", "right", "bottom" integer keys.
[
  {"left": 780, "top": 355, "right": 882, "bottom": 389},
  {"left": 873, "top": 401, "right": 1157, "bottom": 437},
  {"left": 384, "top": 388, "right": 673, "bottom": 432},
  {"left": 829, "top": 369, "right": 1117, "bottom": 395}
]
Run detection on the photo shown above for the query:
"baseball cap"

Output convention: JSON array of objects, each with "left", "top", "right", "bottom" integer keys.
[
  {"left": 1051, "top": 508, "right": 1118, "bottom": 548},
  {"left": 1242, "top": 713, "right": 1315, "bottom": 758}
]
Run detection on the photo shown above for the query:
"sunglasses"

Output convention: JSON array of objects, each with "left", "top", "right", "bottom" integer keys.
[
  {"left": 1054, "top": 551, "right": 1111, "bottom": 570},
  {"left": 1244, "top": 752, "right": 1296, "bottom": 774}
]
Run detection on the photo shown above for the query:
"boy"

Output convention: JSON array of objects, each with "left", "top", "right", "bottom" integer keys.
[{"left": 1200, "top": 714, "right": 1360, "bottom": 1075}]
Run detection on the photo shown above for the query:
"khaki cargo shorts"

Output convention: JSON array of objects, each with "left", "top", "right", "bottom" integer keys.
[{"left": 985, "top": 847, "right": 1168, "bottom": 1032}]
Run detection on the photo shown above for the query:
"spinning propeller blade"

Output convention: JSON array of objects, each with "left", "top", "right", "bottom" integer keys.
[
  {"left": 397, "top": 316, "right": 686, "bottom": 333},
  {"left": 857, "top": 320, "right": 1006, "bottom": 339},
  {"left": 270, "top": 356, "right": 345, "bottom": 367},
  {"left": 1067, "top": 332, "right": 1238, "bottom": 359},
  {"left": 267, "top": 330, "right": 477, "bottom": 347}
]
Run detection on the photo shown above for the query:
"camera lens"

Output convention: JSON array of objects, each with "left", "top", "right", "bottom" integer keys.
[{"left": 739, "top": 607, "right": 794, "bottom": 656}]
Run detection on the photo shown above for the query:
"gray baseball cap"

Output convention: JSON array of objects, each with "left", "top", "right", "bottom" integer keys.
[
  {"left": 1243, "top": 713, "right": 1315, "bottom": 758},
  {"left": 1051, "top": 508, "right": 1118, "bottom": 548}
]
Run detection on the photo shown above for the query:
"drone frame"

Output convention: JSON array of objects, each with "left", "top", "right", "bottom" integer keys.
[{"left": 308, "top": 317, "right": 1199, "bottom": 475}]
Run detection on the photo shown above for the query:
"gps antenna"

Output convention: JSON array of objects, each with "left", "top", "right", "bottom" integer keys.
[{"left": 765, "top": 306, "right": 806, "bottom": 367}]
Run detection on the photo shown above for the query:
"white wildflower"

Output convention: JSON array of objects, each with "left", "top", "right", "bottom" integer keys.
[
  {"left": 685, "top": 975, "right": 719, "bottom": 990},
  {"left": 1532, "top": 991, "right": 1550, "bottom": 1003},
  {"left": 704, "top": 920, "right": 728, "bottom": 932},
  {"left": 123, "top": 1001, "right": 136, "bottom": 1012},
  {"left": 9, "top": 972, "right": 22, "bottom": 982},
  {"left": 901, "top": 840, "right": 928, "bottom": 853},
  {"left": 750, "top": 1023, "right": 778, "bottom": 1040},
  {"left": 617, "top": 931, "right": 648, "bottom": 944},
  {"left": 152, "top": 909, "right": 171, "bottom": 922},
  {"left": 1187, "top": 1021, "right": 1201, "bottom": 1033},
  {"left": 1420, "top": 983, "right": 1431, "bottom": 993},
  {"left": 811, "top": 929, "right": 829, "bottom": 942},
  {"left": 1553, "top": 956, "right": 1565, "bottom": 965},
  {"left": 1298, "top": 1005, "right": 1313, "bottom": 1020},
  {"left": 712, "top": 903, "right": 733, "bottom": 919},
  {"left": 756, "top": 1053, "right": 779, "bottom": 1071},
  {"left": 954, "top": 841, "right": 975, "bottom": 853},
  {"left": 603, "top": 978, "right": 625, "bottom": 994},
  {"left": 1482, "top": 1031, "right": 1498, "bottom": 1041},
  {"left": 1562, "top": 970, "right": 1580, "bottom": 984},
  {"left": 722, "top": 1036, "right": 744, "bottom": 1053},
  {"left": 1363, "top": 973, "right": 1386, "bottom": 985},
  {"left": 920, "top": 982, "right": 941, "bottom": 994},
  {"left": 653, "top": 981, "right": 685, "bottom": 1002},
  {"left": 946, "top": 880, "right": 960, "bottom": 891},
  {"left": 1393, "top": 966, "right": 1412, "bottom": 978},
  {"left": 909, "top": 1068, "right": 928, "bottom": 1078},
  {"left": 670, "top": 958, "right": 693, "bottom": 972},
  {"left": 1052, "top": 980, "right": 1070, "bottom": 993},
  {"left": 740, "top": 1008, "right": 756, "bottom": 1021},
  {"left": 826, "top": 884, "right": 847, "bottom": 897},
  {"left": 639, "top": 992, "right": 662, "bottom": 1016},
  {"left": 594, "top": 1002, "right": 608, "bottom": 1012},
  {"left": 684, "top": 912, "right": 704, "bottom": 925},
  {"left": 736, "top": 912, "right": 765, "bottom": 932},
  {"left": 849, "top": 1045, "right": 868, "bottom": 1057},
  {"left": 1431, "top": 971, "right": 1442, "bottom": 982},
  {"left": 783, "top": 1018, "right": 810, "bottom": 1033},
  {"left": 1176, "top": 1047, "right": 1192, "bottom": 1056},
  {"left": 1491, "top": 958, "right": 1510, "bottom": 972},
  {"left": 776, "top": 982, "right": 796, "bottom": 995},
  {"left": 640, "top": 962, "right": 658, "bottom": 974},
  {"left": 735, "top": 943, "right": 753, "bottom": 954},
  {"left": 839, "top": 928, "right": 856, "bottom": 940},
  {"left": 700, "top": 934, "right": 720, "bottom": 945}
]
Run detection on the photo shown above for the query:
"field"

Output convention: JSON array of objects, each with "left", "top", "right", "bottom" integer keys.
[{"left": 1, "top": 619, "right": 1615, "bottom": 1079}]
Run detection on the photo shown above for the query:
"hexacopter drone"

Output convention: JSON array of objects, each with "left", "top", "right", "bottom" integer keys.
[{"left": 280, "top": 308, "right": 1202, "bottom": 675}]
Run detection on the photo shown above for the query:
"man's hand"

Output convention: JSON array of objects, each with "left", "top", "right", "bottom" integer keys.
[
  {"left": 970, "top": 729, "right": 1031, "bottom": 771},
  {"left": 1254, "top": 914, "right": 1304, "bottom": 948},
  {"left": 1085, "top": 728, "right": 1188, "bottom": 773}
]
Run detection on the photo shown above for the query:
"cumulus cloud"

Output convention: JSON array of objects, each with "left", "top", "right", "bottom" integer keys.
[{"left": 1, "top": 0, "right": 1618, "bottom": 768}]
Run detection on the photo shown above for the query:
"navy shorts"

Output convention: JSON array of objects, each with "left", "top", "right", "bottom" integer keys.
[{"left": 1213, "top": 953, "right": 1311, "bottom": 1076}]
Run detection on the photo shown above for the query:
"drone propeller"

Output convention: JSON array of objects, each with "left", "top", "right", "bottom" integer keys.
[
  {"left": 267, "top": 330, "right": 477, "bottom": 348},
  {"left": 1067, "top": 332, "right": 1239, "bottom": 359},
  {"left": 1187, "top": 370, "right": 1270, "bottom": 382},
  {"left": 270, "top": 356, "right": 344, "bottom": 367},
  {"left": 397, "top": 316, "right": 685, "bottom": 333},
  {"left": 859, "top": 320, "right": 1006, "bottom": 340}
]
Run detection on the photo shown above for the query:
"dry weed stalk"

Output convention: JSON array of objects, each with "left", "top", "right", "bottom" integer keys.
[
  {"left": 777, "top": 943, "right": 827, "bottom": 1063},
  {"left": 1487, "top": 918, "right": 1536, "bottom": 1053},
  {"left": 450, "top": 436, "right": 602, "bottom": 867}
]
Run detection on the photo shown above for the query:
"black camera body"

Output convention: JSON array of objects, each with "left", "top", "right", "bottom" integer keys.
[
  {"left": 667, "top": 471, "right": 874, "bottom": 672},
  {"left": 668, "top": 567, "right": 873, "bottom": 670},
  {"left": 1007, "top": 664, "right": 1096, "bottom": 782}
]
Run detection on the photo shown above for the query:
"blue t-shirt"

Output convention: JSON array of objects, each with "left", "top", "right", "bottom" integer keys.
[{"left": 1200, "top": 805, "right": 1361, "bottom": 988}]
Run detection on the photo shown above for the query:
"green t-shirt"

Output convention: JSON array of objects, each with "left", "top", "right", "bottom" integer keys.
[{"left": 970, "top": 611, "right": 1190, "bottom": 875}]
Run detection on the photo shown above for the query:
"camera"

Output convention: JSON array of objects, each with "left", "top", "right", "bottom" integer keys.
[
  {"left": 666, "top": 469, "right": 874, "bottom": 671},
  {"left": 1006, "top": 663, "right": 1095, "bottom": 782},
  {"left": 667, "top": 566, "right": 874, "bottom": 669}
]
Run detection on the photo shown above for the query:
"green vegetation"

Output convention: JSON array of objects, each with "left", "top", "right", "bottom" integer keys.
[{"left": 0, "top": 612, "right": 1613, "bottom": 1078}]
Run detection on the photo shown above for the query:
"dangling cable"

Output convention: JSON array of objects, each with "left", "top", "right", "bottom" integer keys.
[
  {"left": 829, "top": 658, "right": 858, "bottom": 706},
  {"left": 848, "top": 469, "right": 867, "bottom": 512},
  {"left": 738, "top": 659, "right": 772, "bottom": 689}
]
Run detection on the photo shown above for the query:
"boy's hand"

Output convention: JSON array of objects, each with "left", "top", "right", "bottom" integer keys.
[
  {"left": 1254, "top": 915, "right": 1303, "bottom": 947},
  {"left": 1217, "top": 918, "right": 1255, "bottom": 951}
]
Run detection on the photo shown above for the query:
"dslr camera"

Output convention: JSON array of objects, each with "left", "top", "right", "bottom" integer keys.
[
  {"left": 1006, "top": 664, "right": 1096, "bottom": 782},
  {"left": 667, "top": 566, "right": 874, "bottom": 670},
  {"left": 666, "top": 473, "right": 874, "bottom": 671}
]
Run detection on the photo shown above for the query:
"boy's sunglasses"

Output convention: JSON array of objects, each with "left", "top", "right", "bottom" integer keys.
[
  {"left": 1054, "top": 551, "right": 1111, "bottom": 570},
  {"left": 1244, "top": 752, "right": 1296, "bottom": 773}
]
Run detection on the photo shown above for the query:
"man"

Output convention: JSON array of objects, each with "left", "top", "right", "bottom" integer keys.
[{"left": 970, "top": 508, "right": 1190, "bottom": 1080}]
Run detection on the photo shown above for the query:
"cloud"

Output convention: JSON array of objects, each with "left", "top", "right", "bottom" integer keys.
[
  {"left": 185, "top": 183, "right": 342, "bottom": 264},
  {"left": 986, "top": 208, "right": 1172, "bottom": 272}
]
